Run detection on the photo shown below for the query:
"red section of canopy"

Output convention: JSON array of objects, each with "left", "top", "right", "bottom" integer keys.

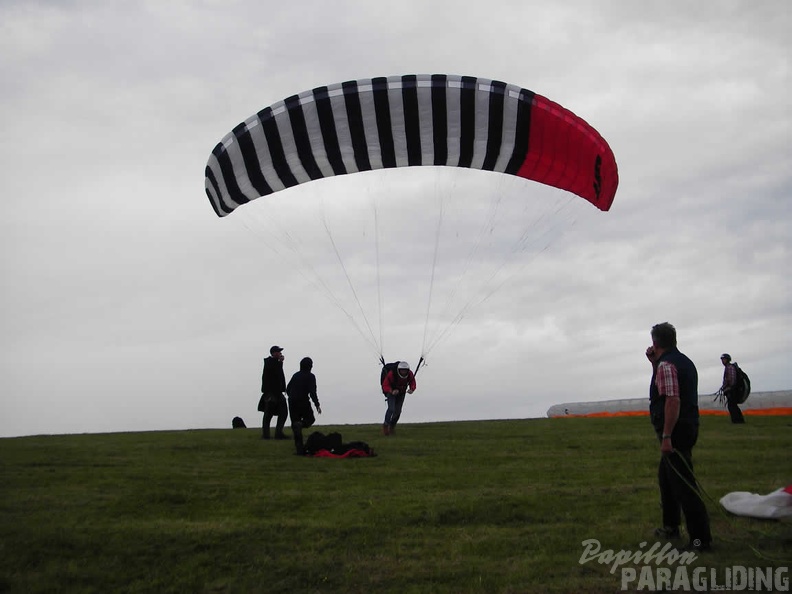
[
  {"left": 554, "top": 407, "right": 792, "bottom": 419},
  {"left": 517, "top": 94, "right": 618, "bottom": 212},
  {"left": 730, "top": 407, "right": 792, "bottom": 416},
  {"left": 309, "top": 448, "right": 373, "bottom": 458}
]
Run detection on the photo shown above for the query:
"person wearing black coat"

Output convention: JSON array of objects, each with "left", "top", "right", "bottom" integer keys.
[
  {"left": 286, "top": 356, "right": 322, "bottom": 454},
  {"left": 257, "top": 345, "right": 288, "bottom": 439},
  {"left": 646, "top": 323, "right": 711, "bottom": 552}
]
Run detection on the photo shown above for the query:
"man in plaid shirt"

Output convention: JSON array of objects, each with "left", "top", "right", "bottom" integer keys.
[
  {"left": 646, "top": 322, "right": 712, "bottom": 551},
  {"left": 720, "top": 353, "right": 746, "bottom": 424}
]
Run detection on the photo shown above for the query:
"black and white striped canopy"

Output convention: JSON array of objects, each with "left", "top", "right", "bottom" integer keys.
[{"left": 205, "top": 74, "right": 618, "bottom": 217}]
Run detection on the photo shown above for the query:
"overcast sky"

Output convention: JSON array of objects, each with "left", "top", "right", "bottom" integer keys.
[{"left": 1, "top": 0, "right": 790, "bottom": 438}]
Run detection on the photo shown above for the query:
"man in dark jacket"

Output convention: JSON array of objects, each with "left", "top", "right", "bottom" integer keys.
[
  {"left": 258, "top": 345, "right": 288, "bottom": 439},
  {"left": 286, "top": 356, "right": 322, "bottom": 454},
  {"left": 381, "top": 361, "right": 416, "bottom": 436},
  {"left": 646, "top": 322, "right": 711, "bottom": 552}
]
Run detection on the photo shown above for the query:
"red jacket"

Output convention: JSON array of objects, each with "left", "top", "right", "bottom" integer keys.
[{"left": 382, "top": 370, "right": 416, "bottom": 395}]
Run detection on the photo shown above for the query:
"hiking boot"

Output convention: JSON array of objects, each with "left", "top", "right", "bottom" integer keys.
[
  {"left": 274, "top": 433, "right": 289, "bottom": 440},
  {"left": 382, "top": 424, "right": 390, "bottom": 436},
  {"left": 388, "top": 424, "right": 396, "bottom": 435},
  {"left": 653, "top": 526, "right": 681, "bottom": 540}
]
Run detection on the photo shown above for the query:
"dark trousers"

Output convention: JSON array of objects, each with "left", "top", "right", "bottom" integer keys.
[
  {"left": 657, "top": 424, "right": 711, "bottom": 545},
  {"left": 262, "top": 394, "right": 288, "bottom": 438},
  {"left": 289, "top": 398, "right": 316, "bottom": 453},
  {"left": 726, "top": 393, "right": 745, "bottom": 424},
  {"left": 384, "top": 392, "right": 406, "bottom": 427}
]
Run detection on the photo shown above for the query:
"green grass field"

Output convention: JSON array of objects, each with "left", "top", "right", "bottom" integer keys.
[{"left": 1, "top": 416, "right": 790, "bottom": 593}]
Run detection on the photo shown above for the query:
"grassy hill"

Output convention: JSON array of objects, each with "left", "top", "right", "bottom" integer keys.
[{"left": 1, "top": 416, "right": 790, "bottom": 593}]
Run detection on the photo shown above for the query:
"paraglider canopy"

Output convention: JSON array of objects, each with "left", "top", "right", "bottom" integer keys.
[
  {"left": 205, "top": 74, "right": 618, "bottom": 218},
  {"left": 204, "top": 74, "right": 619, "bottom": 367}
]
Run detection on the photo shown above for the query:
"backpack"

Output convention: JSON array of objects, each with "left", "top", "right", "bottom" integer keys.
[
  {"left": 304, "top": 431, "right": 344, "bottom": 455},
  {"left": 379, "top": 361, "right": 401, "bottom": 394},
  {"left": 303, "top": 432, "right": 375, "bottom": 457},
  {"left": 732, "top": 363, "right": 751, "bottom": 404}
]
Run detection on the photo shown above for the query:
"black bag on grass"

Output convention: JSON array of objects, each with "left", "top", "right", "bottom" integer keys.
[{"left": 304, "top": 431, "right": 344, "bottom": 455}]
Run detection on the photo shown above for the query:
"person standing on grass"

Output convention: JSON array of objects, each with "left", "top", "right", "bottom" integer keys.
[
  {"left": 719, "top": 353, "right": 745, "bottom": 424},
  {"left": 645, "top": 322, "right": 712, "bottom": 552},
  {"left": 286, "top": 357, "right": 322, "bottom": 455},
  {"left": 257, "top": 345, "right": 288, "bottom": 440},
  {"left": 381, "top": 361, "right": 416, "bottom": 436}
]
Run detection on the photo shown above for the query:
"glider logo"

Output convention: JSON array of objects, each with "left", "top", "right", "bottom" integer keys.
[{"left": 593, "top": 154, "right": 602, "bottom": 202}]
